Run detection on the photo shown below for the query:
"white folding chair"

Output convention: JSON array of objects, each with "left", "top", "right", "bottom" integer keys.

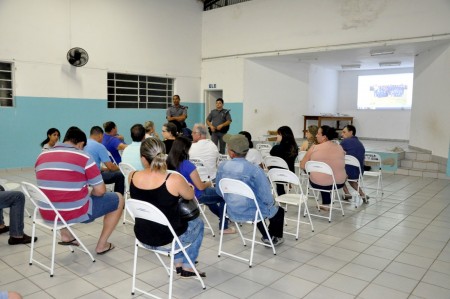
[
  {"left": 305, "top": 161, "right": 345, "bottom": 223},
  {"left": 126, "top": 199, "right": 206, "bottom": 299},
  {"left": 167, "top": 170, "right": 215, "bottom": 237},
  {"left": 256, "top": 143, "right": 272, "bottom": 151},
  {"left": 218, "top": 178, "right": 276, "bottom": 268},
  {"left": 21, "top": 182, "right": 95, "bottom": 277},
  {"left": 259, "top": 148, "right": 271, "bottom": 160},
  {"left": 364, "top": 153, "right": 384, "bottom": 199},
  {"left": 268, "top": 169, "right": 314, "bottom": 239},
  {"left": 344, "top": 155, "right": 365, "bottom": 208},
  {"left": 102, "top": 150, "right": 118, "bottom": 192},
  {"left": 119, "top": 162, "right": 136, "bottom": 224},
  {"left": 296, "top": 151, "right": 309, "bottom": 185},
  {"left": 264, "top": 156, "right": 289, "bottom": 170},
  {"left": 216, "top": 154, "right": 229, "bottom": 167},
  {"left": 190, "top": 158, "right": 213, "bottom": 183}
]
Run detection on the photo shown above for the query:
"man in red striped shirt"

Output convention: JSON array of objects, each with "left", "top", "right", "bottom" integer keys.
[{"left": 35, "top": 127, "right": 124, "bottom": 255}]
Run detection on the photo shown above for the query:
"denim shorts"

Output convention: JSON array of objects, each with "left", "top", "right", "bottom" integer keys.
[
  {"left": 82, "top": 192, "right": 119, "bottom": 223},
  {"left": 0, "top": 291, "right": 8, "bottom": 299}
]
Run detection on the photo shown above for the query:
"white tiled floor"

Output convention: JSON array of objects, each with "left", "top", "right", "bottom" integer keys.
[{"left": 1, "top": 155, "right": 450, "bottom": 298}]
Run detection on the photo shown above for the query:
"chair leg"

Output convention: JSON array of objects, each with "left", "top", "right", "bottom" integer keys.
[{"left": 131, "top": 243, "right": 138, "bottom": 295}]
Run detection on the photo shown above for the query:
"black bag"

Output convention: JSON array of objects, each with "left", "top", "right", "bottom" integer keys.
[{"left": 178, "top": 198, "right": 200, "bottom": 221}]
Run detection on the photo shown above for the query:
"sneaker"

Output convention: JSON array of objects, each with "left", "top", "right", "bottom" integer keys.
[
  {"left": 272, "top": 237, "right": 284, "bottom": 246},
  {"left": 261, "top": 237, "right": 272, "bottom": 245},
  {"left": 362, "top": 195, "right": 370, "bottom": 203},
  {"left": 8, "top": 234, "right": 37, "bottom": 245}
]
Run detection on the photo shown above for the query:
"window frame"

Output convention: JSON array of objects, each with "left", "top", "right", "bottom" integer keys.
[{"left": 0, "top": 61, "right": 14, "bottom": 108}]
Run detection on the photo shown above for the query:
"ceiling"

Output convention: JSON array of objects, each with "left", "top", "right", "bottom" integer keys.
[{"left": 251, "top": 39, "right": 450, "bottom": 71}]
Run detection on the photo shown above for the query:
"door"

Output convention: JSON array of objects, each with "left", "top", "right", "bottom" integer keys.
[{"left": 204, "top": 89, "right": 223, "bottom": 120}]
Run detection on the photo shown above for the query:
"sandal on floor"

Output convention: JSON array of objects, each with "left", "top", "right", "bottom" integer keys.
[
  {"left": 180, "top": 269, "right": 206, "bottom": 278},
  {"left": 342, "top": 194, "right": 352, "bottom": 201},
  {"left": 96, "top": 243, "right": 115, "bottom": 255},
  {"left": 58, "top": 238, "right": 79, "bottom": 246}
]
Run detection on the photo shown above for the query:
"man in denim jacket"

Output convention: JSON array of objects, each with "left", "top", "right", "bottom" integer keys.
[{"left": 215, "top": 134, "right": 285, "bottom": 246}]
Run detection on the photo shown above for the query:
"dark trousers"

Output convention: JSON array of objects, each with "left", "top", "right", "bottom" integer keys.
[
  {"left": 101, "top": 170, "right": 125, "bottom": 195},
  {"left": 309, "top": 181, "right": 345, "bottom": 205},
  {"left": 256, "top": 207, "right": 285, "bottom": 239}
]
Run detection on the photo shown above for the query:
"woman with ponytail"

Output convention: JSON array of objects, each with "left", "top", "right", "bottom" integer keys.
[
  {"left": 40, "top": 128, "right": 61, "bottom": 150},
  {"left": 129, "top": 137, "right": 206, "bottom": 278}
]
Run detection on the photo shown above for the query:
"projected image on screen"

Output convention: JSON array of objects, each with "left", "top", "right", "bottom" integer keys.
[{"left": 357, "top": 73, "right": 414, "bottom": 110}]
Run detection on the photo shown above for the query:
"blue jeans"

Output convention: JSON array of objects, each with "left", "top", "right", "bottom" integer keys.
[
  {"left": 0, "top": 191, "right": 25, "bottom": 236},
  {"left": 144, "top": 217, "right": 204, "bottom": 269},
  {"left": 198, "top": 187, "right": 228, "bottom": 229}
]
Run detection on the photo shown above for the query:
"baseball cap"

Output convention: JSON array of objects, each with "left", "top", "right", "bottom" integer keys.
[{"left": 223, "top": 134, "right": 249, "bottom": 154}]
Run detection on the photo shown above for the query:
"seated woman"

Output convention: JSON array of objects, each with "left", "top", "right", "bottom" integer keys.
[
  {"left": 270, "top": 126, "right": 298, "bottom": 195},
  {"left": 129, "top": 137, "right": 205, "bottom": 278},
  {"left": 40, "top": 128, "right": 60, "bottom": 150},
  {"left": 300, "top": 125, "right": 318, "bottom": 151},
  {"left": 239, "top": 131, "right": 263, "bottom": 168},
  {"left": 300, "top": 126, "right": 346, "bottom": 210},
  {"left": 167, "top": 137, "right": 235, "bottom": 234},
  {"left": 162, "top": 122, "right": 178, "bottom": 154},
  {"left": 144, "top": 120, "right": 160, "bottom": 139}
]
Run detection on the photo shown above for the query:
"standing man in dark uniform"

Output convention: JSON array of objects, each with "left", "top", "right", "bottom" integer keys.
[
  {"left": 206, "top": 98, "right": 232, "bottom": 154},
  {"left": 166, "top": 94, "right": 188, "bottom": 128}
]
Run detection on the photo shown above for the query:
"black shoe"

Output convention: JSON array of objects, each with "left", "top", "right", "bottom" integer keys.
[
  {"left": 180, "top": 269, "right": 206, "bottom": 278},
  {"left": 0, "top": 226, "right": 9, "bottom": 234},
  {"left": 8, "top": 234, "right": 37, "bottom": 245},
  {"left": 362, "top": 195, "right": 370, "bottom": 203},
  {"left": 176, "top": 267, "right": 182, "bottom": 274}
]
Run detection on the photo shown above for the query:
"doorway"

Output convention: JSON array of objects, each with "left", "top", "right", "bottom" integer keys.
[{"left": 204, "top": 89, "right": 223, "bottom": 119}]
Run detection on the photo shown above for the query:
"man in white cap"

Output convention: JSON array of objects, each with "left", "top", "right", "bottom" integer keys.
[{"left": 215, "top": 134, "right": 285, "bottom": 246}]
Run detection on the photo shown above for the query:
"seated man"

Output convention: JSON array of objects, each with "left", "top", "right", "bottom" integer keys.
[
  {"left": 121, "top": 124, "right": 145, "bottom": 170},
  {"left": 35, "top": 127, "right": 124, "bottom": 254},
  {"left": 215, "top": 134, "right": 285, "bottom": 246},
  {"left": 0, "top": 190, "right": 37, "bottom": 245},
  {"left": 102, "top": 121, "right": 127, "bottom": 164},
  {"left": 84, "top": 126, "right": 125, "bottom": 195},
  {"left": 189, "top": 123, "right": 219, "bottom": 180},
  {"left": 340, "top": 125, "right": 368, "bottom": 202}
]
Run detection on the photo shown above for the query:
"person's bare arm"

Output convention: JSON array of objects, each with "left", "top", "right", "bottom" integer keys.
[
  {"left": 104, "top": 161, "right": 120, "bottom": 172},
  {"left": 117, "top": 143, "right": 127, "bottom": 150},
  {"left": 189, "top": 169, "right": 212, "bottom": 191},
  {"left": 167, "top": 173, "right": 194, "bottom": 200},
  {"left": 91, "top": 183, "right": 106, "bottom": 196}
]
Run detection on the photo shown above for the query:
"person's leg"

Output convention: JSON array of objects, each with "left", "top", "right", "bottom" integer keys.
[
  {"left": 174, "top": 217, "right": 204, "bottom": 271},
  {"left": 82, "top": 192, "right": 124, "bottom": 253},
  {"left": 101, "top": 171, "right": 125, "bottom": 195},
  {"left": 217, "top": 133, "right": 226, "bottom": 154},
  {"left": 267, "top": 207, "right": 285, "bottom": 238},
  {"left": 309, "top": 181, "right": 333, "bottom": 205},
  {"left": 211, "top": 132, "right": 219, "bottom": 148},
  {"left": 197, "top": 188, "right": 229, "bottom": 230},
  {"left": 348, "top": 181, "right": 366, "bottom": 197},
  {"left": 0, "top": 191, "right": 25, "bottom": 237}
]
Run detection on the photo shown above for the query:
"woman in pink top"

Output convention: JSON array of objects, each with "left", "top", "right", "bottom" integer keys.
[{"left": 300, "top": 126, "right": 346, "bottom": 209}]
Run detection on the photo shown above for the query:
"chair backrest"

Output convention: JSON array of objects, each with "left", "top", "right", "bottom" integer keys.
[
  {"left": 297, "top": 151, "right": 307, "bottom": 162},
  {"left": 256, "top": 143, "right": 272, "bottom": 150},
  {"left": 305, "top": 161, "right": 334, "bottom": 176},
  {"left": 259, "top": 148, "right": 271, "bottom": 158},
  {"left": 365, "top": 152, "right": 382, "bottom": 170},
  {"left": 217, "top": 154, "right": 229, "bottom": 166},
  {"left": 21, "top": 182, "right": 73, "bottom": 224},
  {"left": 264, "top": 156, "right": 289, "bottom": 170},
  {"left": 107, "top": 150, "right": 118, "bottom": 165},
  {"left": 344, "top": 155, "right": 361, "bottom": 169},
  {"left": 126, "top": 199, "right": 170, "bottom": 227},
  {"left": 267, "top": 168, "right": 304, "bottom": 195},
  {"left": 119, "top": 162, "right": 136, "bottom": 179},
  {"left": 219, "top": 178, "right": 256, "bottom": 200},
  {"left": 189, "top": 159, "right": 212, "bottom": 182}
]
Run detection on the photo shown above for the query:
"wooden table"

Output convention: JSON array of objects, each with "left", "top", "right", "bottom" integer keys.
[{"left": 303, "top": 115, "right": 353, "bottom": 138}]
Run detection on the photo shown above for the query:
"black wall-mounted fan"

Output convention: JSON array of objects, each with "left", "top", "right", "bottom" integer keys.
[{"left": 67, "top": 47, "right": 89, "bottom": 67}]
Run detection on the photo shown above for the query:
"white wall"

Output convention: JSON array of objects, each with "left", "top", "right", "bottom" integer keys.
[
  {"left": 337, "top": 68, "right": 413, "bottom": 140},
  {"left": 242, "top": 59, "right": 309, "bottom": 139},
  {"left": 410, "top": 43, "right": 450, "bottom": 157},
  {"left": 0, "top": 0, "right": 203, "bottom": 101}
]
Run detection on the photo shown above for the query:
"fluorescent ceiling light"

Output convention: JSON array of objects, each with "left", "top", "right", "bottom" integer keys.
[
  {"left": 379, "top": 61, "right": 401, "bottom": 67},
  {"left": 370, "top": 49, "right": 395, "bottom": 56},
  {"left": 341, "top": 64, "right": 361, "bottom": 69}
]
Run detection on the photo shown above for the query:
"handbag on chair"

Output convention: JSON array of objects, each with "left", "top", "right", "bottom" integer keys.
[{"left": 178, "top": 198, "right": 200, "bottom": 221}]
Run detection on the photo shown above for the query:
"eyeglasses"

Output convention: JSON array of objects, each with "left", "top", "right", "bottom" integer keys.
[{"left": 192, "top": 131, "right": 200, "bottom": 134}]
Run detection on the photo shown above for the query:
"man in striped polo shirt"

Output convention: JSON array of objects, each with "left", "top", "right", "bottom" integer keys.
[{"left": 35, "top": 127, "right": 124, "bottom": 255}]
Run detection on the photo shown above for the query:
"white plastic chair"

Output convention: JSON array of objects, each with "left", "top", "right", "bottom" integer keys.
[
  {"left": 305, "top": 161, "right": 345, "bottom": 223},
  {"left": 259, "top": 148, "right": 271, "bottom": 159},
  {"left": 264, "top": 156, "right": 289, "bottom": 170},
  {"left": 119, "top": 162, "right": 136, "bottom": 224},
  {"left": 126, "top": 199, "right": 206, "bottom": 299},
  {"left": 216, "top": 154, "right": 229, "bottom": 167},
  {"left": 21, "top": 182, "right": 95, "bottom": 277},
  {"left": 218, "top": 178, "right": 276, "bottom": 268},
  {"left": 296, "top": 151, "right": 309, "bottom": 185},
  {"left": 364, "top": 152, "right": 384, "bottom": 199},
  {"left": 267, "top": 169, "right": 314, "bottom": 239},
  {"left": 190, "top": 158, "right": 213, "bottom": 183},
  {"left": 344, "top": 155, "right": 365, "bottom": 208},
  {"left": 167, "top": 170, "right": 215, "bottom": 237},
  {"left": 256, "top": 143, "right": 272, "bottom": 151}
]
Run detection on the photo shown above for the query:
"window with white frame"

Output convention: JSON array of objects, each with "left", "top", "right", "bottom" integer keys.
[
  {"left": 0, "top": 62, "right": 13, "bottom": 107},
  {"left": 107, "top": 72, "right": 173, "bottom": 109}
]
